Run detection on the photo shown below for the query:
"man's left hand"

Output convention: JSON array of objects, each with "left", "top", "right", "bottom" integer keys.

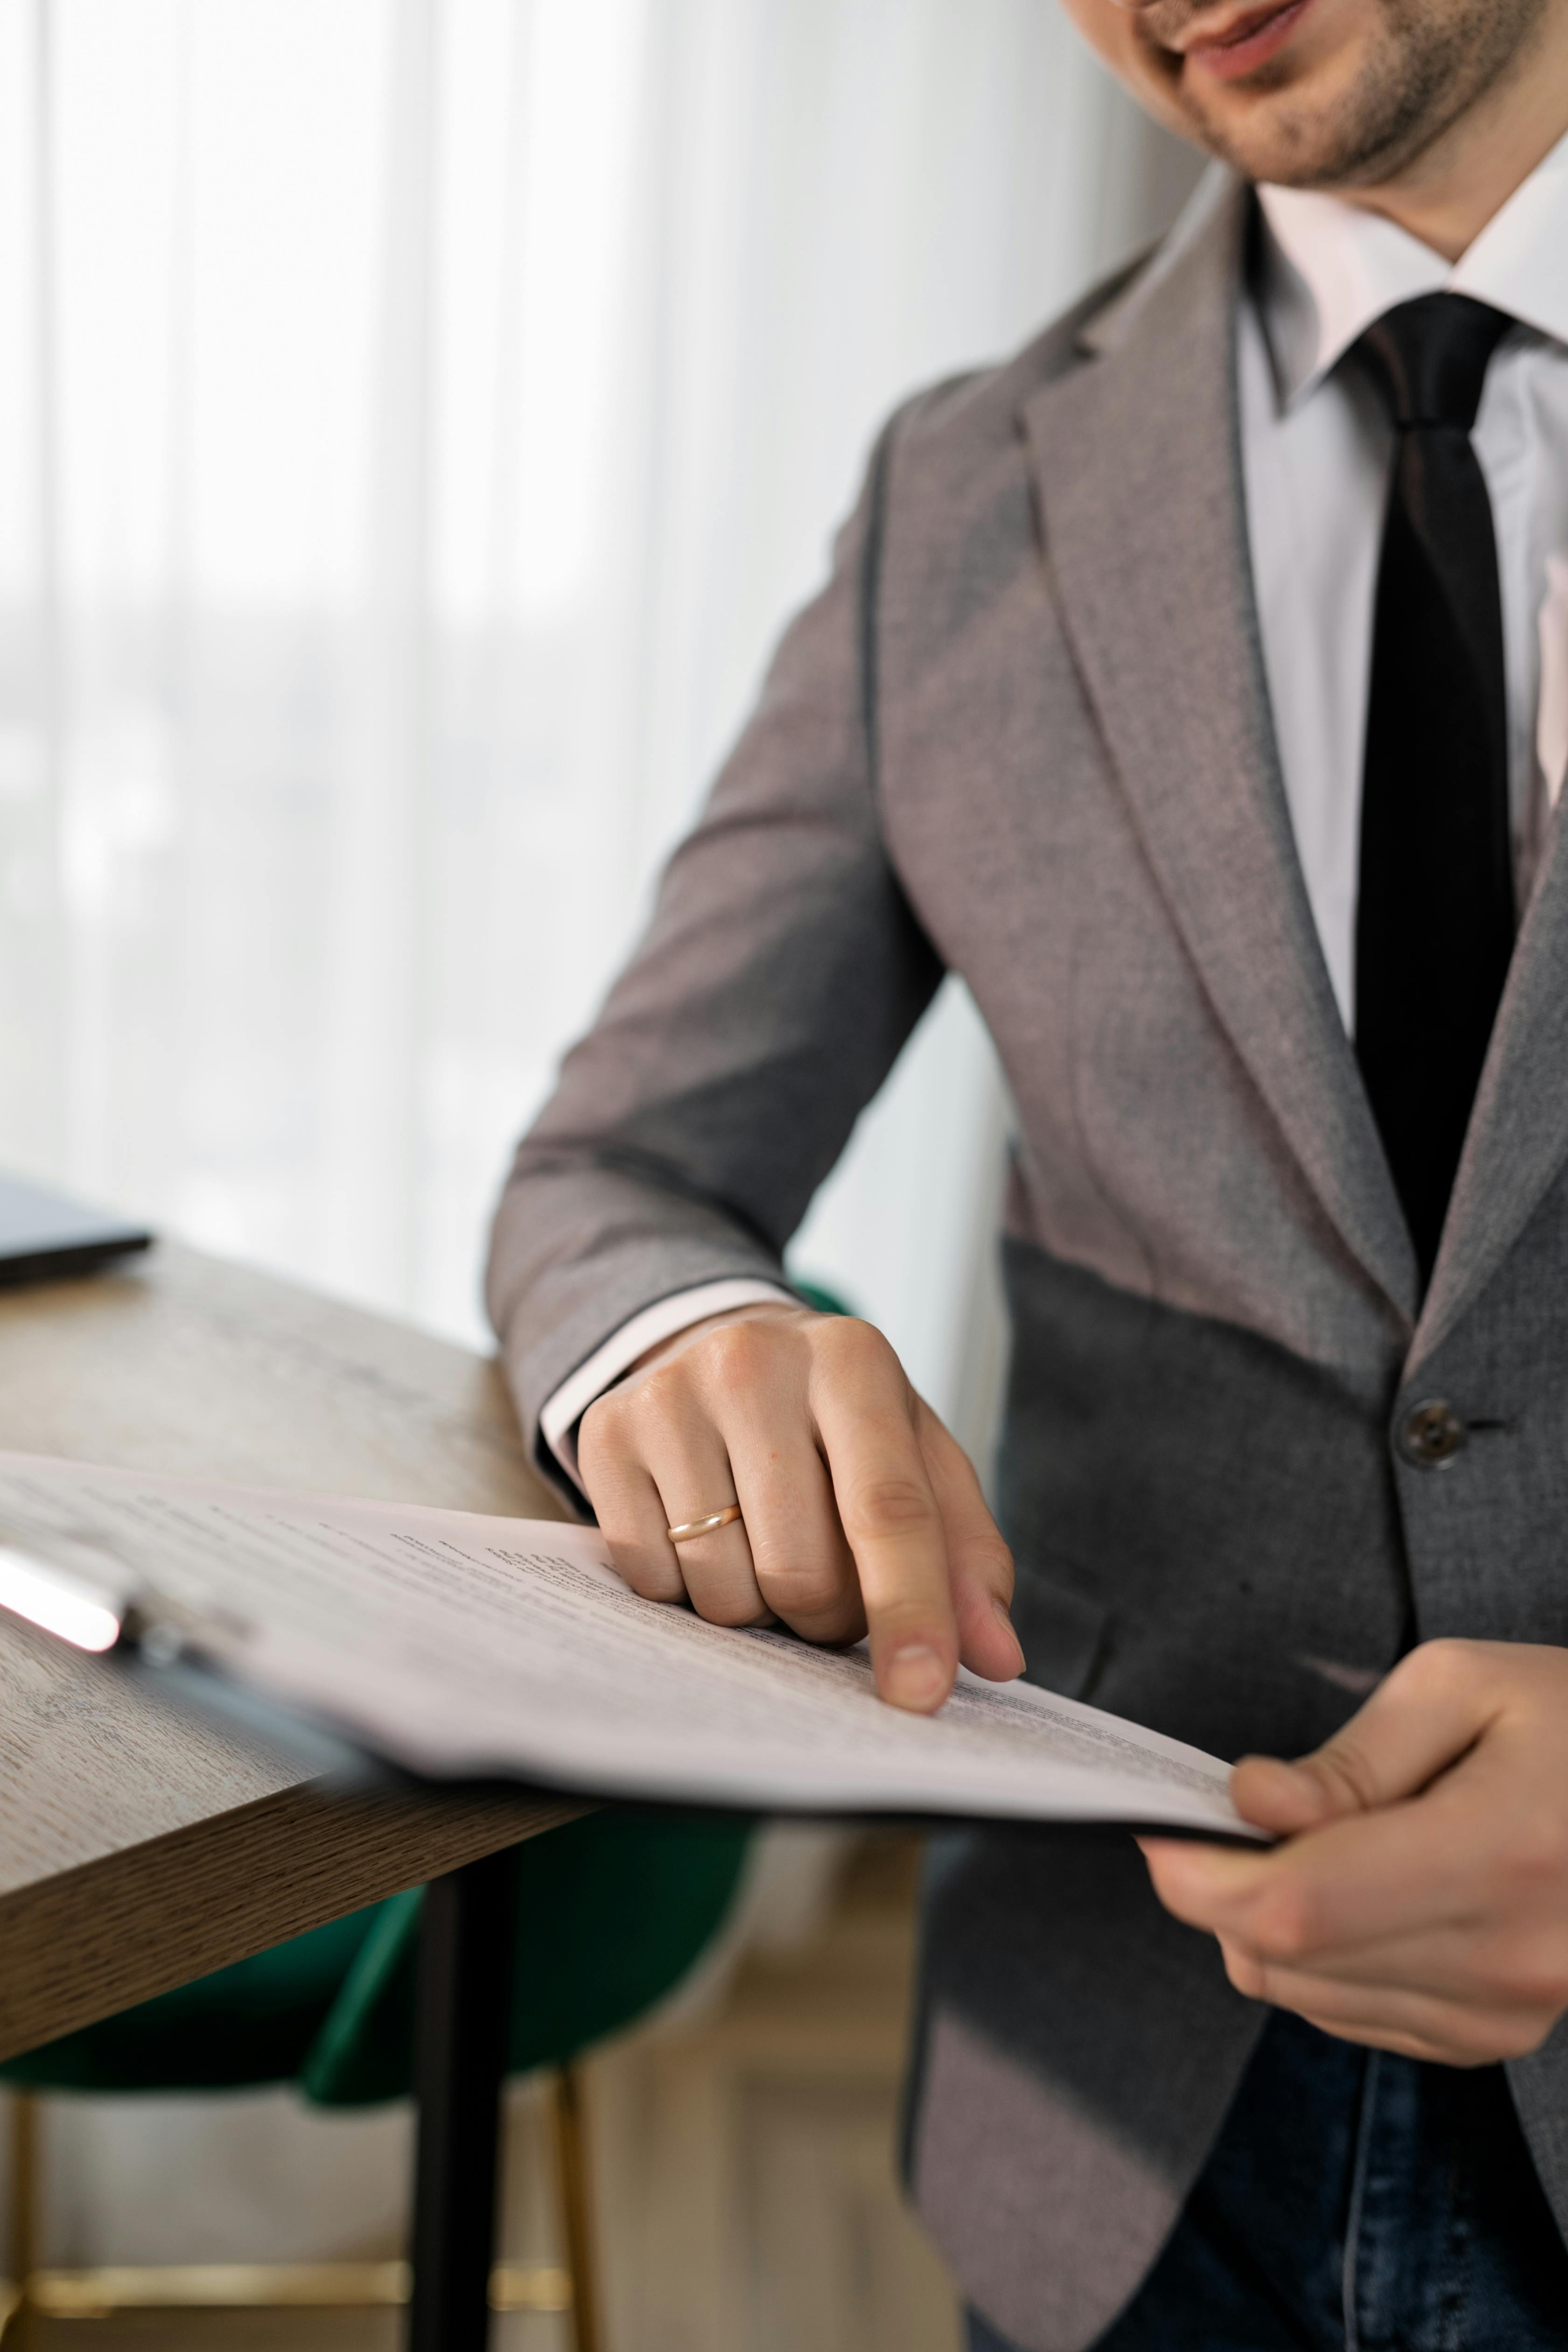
[{"left": 1140, "top": 1639, "right": 1568, "bottom": 2065}]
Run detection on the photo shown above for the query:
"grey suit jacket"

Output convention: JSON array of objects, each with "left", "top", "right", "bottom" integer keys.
[{"left": 487, "top": 169, "right": 1568, "bottom": 2348}]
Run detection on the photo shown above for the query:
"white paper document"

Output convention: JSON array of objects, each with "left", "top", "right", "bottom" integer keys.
[{"left": 0, "top": 1452, "right": 1263, "bottom": 1839}]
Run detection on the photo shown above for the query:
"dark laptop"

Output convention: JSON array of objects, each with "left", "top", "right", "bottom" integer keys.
[{"left": 0, "top": 1171, "right": 153, "bottom": 1286}]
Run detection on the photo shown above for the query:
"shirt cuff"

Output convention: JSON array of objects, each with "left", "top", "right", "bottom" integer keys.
[{"left": 539, "top": 1278, "right": 798, "bottom": 1486}]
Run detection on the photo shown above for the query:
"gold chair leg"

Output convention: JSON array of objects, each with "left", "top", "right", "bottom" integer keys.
[
  {"left": 13, "top": 2258, "right": 570, "bottom": 2317},
  {"left": 0, "top": 2073, "right": 593, "bottom": 2335},
  {"left": 551, "top": 2065, "right": 602, "bottom": 2352}
]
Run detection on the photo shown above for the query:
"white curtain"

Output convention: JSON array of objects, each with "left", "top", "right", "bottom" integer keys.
[{"left": 0, "top": 0, "right": 1200, "bottom": 1454}]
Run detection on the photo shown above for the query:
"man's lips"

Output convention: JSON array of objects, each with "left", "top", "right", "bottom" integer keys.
[{"left": 1181, "top": 0, "right": 1316, "bottom": 83}]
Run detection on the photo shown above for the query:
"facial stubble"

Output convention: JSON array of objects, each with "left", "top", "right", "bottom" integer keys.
[{"left": 1155, "top": 0, "right": 1550, "bottom": 189}]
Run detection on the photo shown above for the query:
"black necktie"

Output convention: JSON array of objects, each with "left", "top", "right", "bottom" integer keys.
[{"left": 1354, "top": 293, "right": 1515, "bottom": 1288}]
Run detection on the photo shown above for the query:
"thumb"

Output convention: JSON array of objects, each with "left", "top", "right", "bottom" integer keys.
[{"left": 1231, "top": 1639, "right": 1498, "bottom": 1836}]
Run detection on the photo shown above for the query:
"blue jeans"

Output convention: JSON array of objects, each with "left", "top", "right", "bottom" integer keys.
[{"left": 966, "top": 2011, "right": 1568, "bottom": 2351}]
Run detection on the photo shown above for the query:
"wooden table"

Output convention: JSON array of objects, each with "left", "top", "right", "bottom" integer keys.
[{"left": 0, "top": 1239, "right": 586, "bottom": 2346}]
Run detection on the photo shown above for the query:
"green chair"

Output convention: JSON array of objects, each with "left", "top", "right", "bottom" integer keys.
[{"left": 2, "top": 1809, "right": 751, "bottom": 2350}]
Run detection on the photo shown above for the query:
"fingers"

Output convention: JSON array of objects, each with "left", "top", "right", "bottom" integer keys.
[
  {"left": 1212, "top": 1945, "right": 1548, "bottom": 2065},
  {"left": 674, "top": 1312, "right": 862, "bottom": 1639},
  {"left": 578, "top": 1435, "right": 688, "bottom": 1604},
  {"left": 1160, "top": 1641, "right": 1520, "bottom": 1959},
  {"left": 642, "top": 1415, "right": 768, "bottom": 1630},
  {"left": 809, "top": 1320, "right": 963, "bottom": 1711},
  {"left": 1230, "top": 1639, "right": 1506, "bottom": 1836},
  {"left": 579, "top": 1301, "right": 1021, "bottom": 1715},
  {"left": 1157, "top": 1642, "right": 1533, "bottom": 1959},
  {"left": 1141, "top": 1754, "right": 1568, "bottom": 2059},
  {"left": 1141, "top": 1787, "right": 1480, "bottom": 1959},
  {"left": 1218, "top": 1912, "right": 1568, "bottom": 2016},
  {"left": 1141, "top": 1824, "right": 1562, "bottom": 2065},
  {"left": 734, "top": 1429, "right": 863, "bottom": 1645},
  {"left": 1139, "top": 1644, "right": 1568, "bottom": 2070},
  {"left": 916, "top": 1402, "right": 1022, "bottom": 1682},
  {"left": 1147, "top": 1797, "right": 1568, "bottom": 1972},
  {"left": 583, "top": 1350, "right": 767, "bottom": 1624}
]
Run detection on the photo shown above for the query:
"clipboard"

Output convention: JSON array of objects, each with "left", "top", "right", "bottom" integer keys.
[{"left": 0, "top": 1452, "right": 1270, "bottom": 1844}]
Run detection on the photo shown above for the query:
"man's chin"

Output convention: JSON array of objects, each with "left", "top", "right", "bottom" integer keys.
[
  {"left": 1155, "top": 0, "right": 1394, "bottom": 186},
  {"left": 1163, "top": 0, "right": 1549, "bottom": 197},
  {"left": 1171, "top": 56, "right": 1388, "bottom": 187}
]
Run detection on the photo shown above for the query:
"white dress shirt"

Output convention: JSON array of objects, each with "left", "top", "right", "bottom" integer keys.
[
  {"left": 1249, "top": 134, "right": 1568, "bottom": 1024},
  {"left": 541, "top": 137, "right": 1568, "bottom": 1487}
]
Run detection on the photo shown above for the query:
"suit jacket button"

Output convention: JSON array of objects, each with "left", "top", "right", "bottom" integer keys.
[{"left": 1398, "top": 1399, "right": 1467, "bottom": 1468}]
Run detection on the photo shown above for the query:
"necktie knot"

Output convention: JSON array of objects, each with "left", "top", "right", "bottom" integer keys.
[{"left": 1355, "top": 293, "right": 1512, "bottom": 433}]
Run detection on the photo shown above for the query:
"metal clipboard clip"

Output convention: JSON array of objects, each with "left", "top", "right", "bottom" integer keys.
[{"left": 0, "top": 1531, "right": 392, "bottom": 1789}]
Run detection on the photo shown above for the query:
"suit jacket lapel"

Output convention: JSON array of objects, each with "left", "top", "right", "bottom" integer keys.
[
  {"left": 1022, "top": 177, "right": 1419, "bottom": 1330},
  {"left": 1416, "top": 808, "right": 1568, "bottom": 1365}
]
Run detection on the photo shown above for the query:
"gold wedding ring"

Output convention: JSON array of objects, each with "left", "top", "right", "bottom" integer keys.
[{"left": 666, "top": 1504, "right": 743, "bottom": 1545}]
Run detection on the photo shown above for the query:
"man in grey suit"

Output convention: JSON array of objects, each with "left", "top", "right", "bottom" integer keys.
[{"left": 488, "top": 0, "right": 1568, "bottom": 2342}]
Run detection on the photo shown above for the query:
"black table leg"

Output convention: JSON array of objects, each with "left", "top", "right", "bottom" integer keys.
[{"left": 406, "top": 1844, "right": 518, "bottom": 2352}]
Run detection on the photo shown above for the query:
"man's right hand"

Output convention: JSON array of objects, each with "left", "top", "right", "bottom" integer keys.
[{"left": 576, "top": 1300, "right": 1024, "bottom": 1713}]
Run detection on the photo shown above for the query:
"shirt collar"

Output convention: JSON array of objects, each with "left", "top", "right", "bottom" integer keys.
[{"left": 1254, "top": 127, "right": 1568, "bottom": 411}]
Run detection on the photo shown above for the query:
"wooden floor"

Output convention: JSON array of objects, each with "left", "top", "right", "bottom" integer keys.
[{"left": 8, "top": 1834, "right": 960, "bottom": 2352}]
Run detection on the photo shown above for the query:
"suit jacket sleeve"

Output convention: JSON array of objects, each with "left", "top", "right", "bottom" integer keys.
[{"left": 485, "top": 409, "right": 945, "bottom": 1496}]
